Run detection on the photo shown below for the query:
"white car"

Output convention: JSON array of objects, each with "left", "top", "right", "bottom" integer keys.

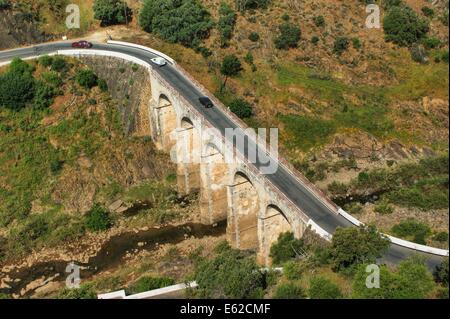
[{"left": 151, "top": 57, "right": 167, "bottom": 66}]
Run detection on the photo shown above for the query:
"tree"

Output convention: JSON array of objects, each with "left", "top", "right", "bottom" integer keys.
[
  {"left": 93, "top": 0, "right": 132, "bottom": 26},
  {"left": 269, "top": 232, "right": 304, "bottom": 265},
  {"left": 228, "top": 98, "right": 252, "bottom": 119},
  {"left": 76, "top": 69, "right": 99, "bottom": 89},
  {"left": 0, "top": 72, "right": 35, "bottom": 110},
  {"left": 235, "top": 0, "right": 270, "bottom": 11},
  {"left": 139, "top": 0, "right": 213, "bottom": 48},
  {"left": 195, "top": 242, "right": 264, "bottom": 298},
  {"left": 218, "top": 2, "right": 236, "bottom": 46},
  {"left": 383, "top": 5, "right": 429, "bottom": 46},
  {"left": 352, "top": 256, "right": 435, "bottom": 299},
  {"left": 84, "top": 204, "right": 112, "bottom": 232},
  {"left": 274, "top": 23, "right": 301, "bottom": 50},
  {"left": 330, "top": 225, "right": 390, "bottom": 271},
  {"left": 220, "top": 54, "right": 242, "bottom": 88},
  {"left": 309, "top": 276, "right": 343, "bottom": 299}
]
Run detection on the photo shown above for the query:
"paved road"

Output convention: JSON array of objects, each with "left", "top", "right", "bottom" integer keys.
[{"left": 0, "top": 42, "right": 445, "bottom": 269}]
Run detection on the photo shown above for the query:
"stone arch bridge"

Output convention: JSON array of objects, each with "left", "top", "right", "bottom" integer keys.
[{"left": 0, "top": 40, "right": 446, "bottom": 267}]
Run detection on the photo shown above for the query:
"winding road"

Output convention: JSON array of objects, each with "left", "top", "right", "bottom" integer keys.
[{"left": 0, "top": 41, "right": 446, "bottom": 269}]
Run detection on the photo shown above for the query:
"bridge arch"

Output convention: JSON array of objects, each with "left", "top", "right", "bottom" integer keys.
[
  {"left": 176, "top": 116, "right": 201, "bottom": 195},
  {"left": 199, "top": 142, "right": 230, "bottom": 224},
  {"left": 259, "top": 204, "right": 293, "bottom": 264},
  {"left": 227, "top": 171, "right": 261, "bottom": 251},
  {"left": 153, "top": 93, "right": 177, "bottom": 152}
]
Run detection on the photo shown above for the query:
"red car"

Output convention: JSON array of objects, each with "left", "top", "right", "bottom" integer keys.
[{"left": 71, "top": 40, "right": 93, "bottom": 49}]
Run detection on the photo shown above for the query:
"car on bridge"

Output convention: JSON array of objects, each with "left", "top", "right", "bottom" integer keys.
[
  {"left": 199, "top": 97, "right": 214, "bottom": 108},
  {"left": 71, "top": 40, "right": 93, "bottom": 49},
  {"left": 151, "top": 57, "right": 167, "bottom": 66}
]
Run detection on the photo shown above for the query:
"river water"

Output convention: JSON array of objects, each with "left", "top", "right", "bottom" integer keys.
[{"left": 0, "top": 220, "right": 226, "bottom": 297}]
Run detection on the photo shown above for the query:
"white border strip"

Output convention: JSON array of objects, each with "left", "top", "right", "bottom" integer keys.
[
  {"left": 98, "top": 282, "right": 198, "bottom": 299},
  {"left": 107, "top": 40, "right": 175, "bottom": 64}
]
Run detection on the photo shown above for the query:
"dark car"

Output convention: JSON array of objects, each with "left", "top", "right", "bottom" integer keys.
[
  {"left": 199, "top": 97, "right": 213, "bottom": 108},
  {"left": 71, "top": 41, "right": 93, "bottom": 49}
]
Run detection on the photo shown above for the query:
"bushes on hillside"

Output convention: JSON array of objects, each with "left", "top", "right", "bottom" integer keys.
[
  {"left": 434, "top": 258, "right": 449, "bottom": 286},
  {"left": 194, "top": 242, "right": 264, "bottom": 298},
  {"left": 93, "top": 0, "right": 132, "bottom": 26},
  {"left": 274, "top": 23, "right": 301, "bottom": 50},
  {"left": 139, "top": 0, "right": 213, "bottom": 48},
  {"left": 309, "top": 276, "right": 343, "bottom": 299},
  {"left": 235, "top": 0, "right": 270, "bottom": 11},
  {"left": 383, "top": 5, "right": 429, "bottom": 46},
  {"left": 352, "top": 256, "right": 435, "bottom": 299},
  {"left": 391, "top": 218, "right": 431, "bottom": 245}
]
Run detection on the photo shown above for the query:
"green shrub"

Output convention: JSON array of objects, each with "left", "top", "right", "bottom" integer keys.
[
  {"left": 41, "top": 71, "right": 63, "bottom": 87},
  {"left": 352, "top": 37, "right": 362, "bottom": 49},
  {"left": 311, "top": 36, "right": 320, "bottom": 45},
  {"left": 327, "top": 181, "right": 348, "bottom": 196},
  {"left": 421, "top": 6, "right": 434, "bottom": 17},
  {"left": 283, "top": 260, "right": 303, "bottom": 280},
  {"left": 273, "top": 282, "right": 306, "bottom": 299},
  {"left": 93, "top": 0, "right": 132, "bottom": 26},
  {"left": 330, "top": 225, "right": 390, "bottom": 271},
  {"left": 9, "top": 57, "right": 35, "bottom": 75},
  {"left": 433, "top": 231, "right": 448, "bottom": 243},
  {"left": 195, "top": 242, "right": 264, "bottom": 298},
  {"left": 374, "top": 199, "right": 394, "bottom": 215},
  {"left": 422, "top": 37, "right": 441, "bottom": 49},
  {"left": 313, "top": 15, "right": 325, "bottom": 27},
  {"left": 333, "top": 37, "right": 350, "bottom": 55},
  {"left": 75, "top": 69, "right": 98, "bottom": 89},
  {"left": 344, "top": 202, "right": 363, "bottom": 215},
  {"left": 98, "top": 79, "right": 108, "bottom": 92},
  {"left": 51, "top": 57, "right": 69, "bottom": 72},
  {"left": 269, "top": 232, "right": 304, "bottom": 265},
  {"left": 84, "top": 204, "right": 112, "bottom": 232},
  {"left": 244, "top": 52, "right": 254, "bottom": 64},
  {"left": 383, "top": 5, "right": 429, "bottom": 46},
  {"left": 32, "top": 81, "right": 58, "bottom": 109},
  {"left": 139, "top": 0, "right": 213, "bottom": 48},
  {"left": 274, "top": 23, "right": 301, "bottom": 50},
  {"left": 248, "top": 32, "right": 260, "bottom": 42},
  {"left": 127, "top": 276, "right": 175, "bottom": 294},
  {"left": 57, "top": 284, "right": 97, "bottom": 299},
  {"left": 38, "top": 55, "right": 54, "bottom": 67},
  {"left": 353, "top": 256, "right": 435, "bottom": 298},
  {"left": 228, "top": 98, "right": 252, "bottom": 119},
  {"left": 235, "top": 0, "right": 270, "bottom": 11},
  {"left": 391, "top": 218, "right": 431, "bottom": 245},
  {"left": 309, "top": 276, "right": 342, "bottom": 299}
]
